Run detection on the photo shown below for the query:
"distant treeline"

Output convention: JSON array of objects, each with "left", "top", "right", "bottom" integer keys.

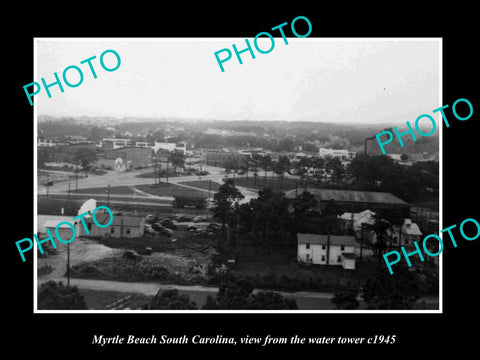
[{"left": 38, "top": 118, "right": 439, "bottom": 155}]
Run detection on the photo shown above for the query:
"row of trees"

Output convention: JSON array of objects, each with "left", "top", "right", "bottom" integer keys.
[
  {"left": 224, "top": 153, "right": 346, "bottom": 189},
  {"left": 224, "top": 153, "right": 438, "bottom": 204},
  {"left": 144, "top": 279, "right": 297, "bottom": 310},
  {"left": 211, "top": 179, "right": 346, "bottom": 253}
]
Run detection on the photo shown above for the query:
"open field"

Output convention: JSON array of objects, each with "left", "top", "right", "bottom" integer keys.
[
  {"left": 177, "top": 180, "right": 221, "bottom": 192},
  {"left": 136, "top": 183, "right": 207, "bottom": 197}
]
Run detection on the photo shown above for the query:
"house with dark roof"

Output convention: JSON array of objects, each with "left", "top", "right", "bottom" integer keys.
[
  {"left": 297, "top": 234, "right": 357, "bottom": 270},
  {"left": 285, "top": 188, "right": 410, "bottom": 217}
]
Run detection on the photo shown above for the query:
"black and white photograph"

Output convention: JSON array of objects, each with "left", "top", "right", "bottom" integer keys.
[
  {"left": 6, "top": 7, "right": 479, "bottom": 356},
  {"left": 33, "top": 38, "right": 440, "bottom": 312}
]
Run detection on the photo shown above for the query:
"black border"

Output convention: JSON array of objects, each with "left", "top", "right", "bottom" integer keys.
[{"left": 7, "top": 6, "right": 479, "bottom": 356}]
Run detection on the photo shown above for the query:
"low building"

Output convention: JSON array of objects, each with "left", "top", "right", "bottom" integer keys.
[
  {"left": 44, "top": 220, "right": 76, "bottom": 243},
  {"left": 154, "top": 142, "right": 186, "bottom": 155},
  {"left": 204, "top": 149, "right": 247, "bottom": 167},
  {"left": 297, "top": 234, "right": 357, "bottom": 270},
  {"left": 319, "top": 148, "right": 356, "bottom": 160},
  {"left": 76, "top": 214, "right": 146, "bottom": 238},
  {"left": 101, "top": 138, "right": 133, "bottom": 150},
  {"left": 285, "top": 188, "right": 410, "bottom": 218},
  {"left": 101, "top": 147, "right": 153, "bottom": 168},
  {"left": 339, "top": 209, "right": 376, "bottom": 231}
]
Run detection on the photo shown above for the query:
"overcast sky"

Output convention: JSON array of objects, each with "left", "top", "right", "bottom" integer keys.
[{"left": 35, "top": 38, "right": 440, "bottom": 124}]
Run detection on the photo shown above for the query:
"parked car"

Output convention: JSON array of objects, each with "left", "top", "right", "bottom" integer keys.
[
  {"left": 176, "top": 215, "right": 193, "bottom": 222},
  {"left": 152, "top": 222, "right": 167, "bottom": 232},
  {"left": 207, "top": 223, "right": 220, "bottom": 231},
  {"left": 144, "top": 224, "right": 158, "bottom": 235},
  {"left": 159, "top": 228, "right": 174, "bottom": 237},
  {"left": 193, "top": 215, "right": 208, "bottom": 223},
  {"left": 188, "top": 225, "right": 198, "bottom": 232},
  {"left": 145, "top": 215, "right": 158, "bottom": 223},
  {"left": 161, "top": 219, "right": 177, "bottom": 230},
  {"left": 123, "top": 250, "right": 141, "bottom": 262}
]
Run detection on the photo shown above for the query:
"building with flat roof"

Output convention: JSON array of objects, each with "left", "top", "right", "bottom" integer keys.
[
  {"left": 319, "top": 148, "right": 356, "bottom": 160},
  {"left": 285, "top": 188, "right": 410, "bottom": 217}
]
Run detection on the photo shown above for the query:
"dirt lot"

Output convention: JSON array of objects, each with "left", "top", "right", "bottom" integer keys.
[{"left": 37, "top": 238, "right": 124, "bottom": 279}]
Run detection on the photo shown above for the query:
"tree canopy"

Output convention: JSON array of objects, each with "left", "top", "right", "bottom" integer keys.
[
  {"left": 203, "top": 279, "right": 297, "bottom": 310},
  {"left": 38, "top": 281, "right": 88, "bottom": 310},
  {"left": 144, "top": 289, "right": 197, "bottom": 310}
]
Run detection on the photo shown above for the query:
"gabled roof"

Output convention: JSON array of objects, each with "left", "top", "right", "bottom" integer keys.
[{"left": 298, "top": 234, "right": 357, "bottom": 247}]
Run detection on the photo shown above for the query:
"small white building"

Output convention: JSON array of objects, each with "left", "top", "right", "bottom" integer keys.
[
  {"left": 44, "top": 220, "right": 76, "bottom": 243},
  {"left": 76, "top": 214, "right": 146, "bottom": 238},
  {"left": 297, "top": 234, "right": 357, "bottom": 270},
  {"left": 114, "top": 157, "right": 125, "bottom": 171},
  {"left": 390, "top": 219, "right": 423, "bottom": 247}
]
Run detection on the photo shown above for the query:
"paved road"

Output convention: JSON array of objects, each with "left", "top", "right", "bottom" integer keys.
[
  {"left": 36, "top": 277, "right": 439, "bottom": 310},
  {"left": 37, "top": 276, "right": 338, "bottom": 309},
  {"left": 39, "top": 165, "right": 259, "bottom": 204}
]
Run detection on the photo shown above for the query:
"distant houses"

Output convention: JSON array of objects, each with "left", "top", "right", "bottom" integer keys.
[{"left": 318, "top": 148, "right": 356, "bottom": 160}]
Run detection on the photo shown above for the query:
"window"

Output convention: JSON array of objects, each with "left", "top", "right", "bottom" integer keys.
[
  {"left": 337, "top": 256, "right": 342, "bottom": 262},
  {"left": 87, "top": 223, "right": 92, "bottom": 231},
  {"left": 306, "top": 243, "right": 310, "bottom": 249},
  {"left": 126, "top": 228, "right": 131, "bottom": 235},
  {"left": 321, "top": 255, "right": 325, "bottom": 262},
  {"left": 341, "top": 245, "right": 345, "bottom": 251},
  {"left": 110, "top": 227, "right": 115, "bottom": 234},
  {"left": 321, "top": 245, "right": 326, "bottom": 250}
]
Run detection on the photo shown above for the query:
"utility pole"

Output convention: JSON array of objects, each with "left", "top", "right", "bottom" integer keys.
[
  {"left": 75, "top": 167, "right": 79, "bottom": 192},
  {"left": 166, "top": 157, "right": 169, "bottom": 183},
  {"left": 208, "top": 179, "right": 212, "bottom": 204},
  {"left": 107, "top": 184, "right": 110, "bottom": 208},
  {"left": 67, "top": 242, "right": 70, "bottom": 287}
]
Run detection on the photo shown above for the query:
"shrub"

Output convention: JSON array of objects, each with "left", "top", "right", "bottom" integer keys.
[{"left": 38, "top": 281, "right": 88, "bottom": 310}]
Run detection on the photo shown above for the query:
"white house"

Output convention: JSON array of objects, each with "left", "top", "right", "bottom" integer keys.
[
  {"left": 297, "top": 234, "right": 357, "bottom": 270},
  {"left": 114, "top": 157, "right": 126, "bottom": 171},
  {"left": 390, "top": 219, "right": 423, "bottom": 247}
]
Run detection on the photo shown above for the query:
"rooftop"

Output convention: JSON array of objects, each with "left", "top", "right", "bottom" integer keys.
[
  {"left": 298, "top": 234, "right": 357, "bottom": 247},
  {"left": 285, "top": 188, "right": 408, "bottom": 205}
]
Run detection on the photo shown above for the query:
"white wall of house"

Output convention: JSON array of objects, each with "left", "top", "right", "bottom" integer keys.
[
  {"left": 342, "top": 257, "right": 356, "bottom": 270},
  {"left": 75, "top": 217, "right": 145, "bottom": 238},
  {"left": 298, "top": 243, "right": 355, "bottom": 265}
]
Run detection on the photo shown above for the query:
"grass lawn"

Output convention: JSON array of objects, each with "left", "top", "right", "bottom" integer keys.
[
  {"left": 177, "top": 180, "right": 221, "bottom": 192},
  {"left": 136, "top": 183, "right": 207, "bottom": 197},
  {"left": 74, "top": 186, "right": 135, "bottom": 195}
]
